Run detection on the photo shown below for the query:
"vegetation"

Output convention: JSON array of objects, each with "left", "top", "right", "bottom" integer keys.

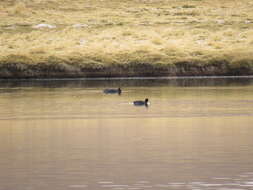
[{"left": 0, "top": 0, "right": 253, "bottom": 78}]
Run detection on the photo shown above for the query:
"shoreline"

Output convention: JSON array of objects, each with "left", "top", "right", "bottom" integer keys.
[
  {"left": 0, "top": 61, "right": 252, "bottom": 79},
  {"left": 1, "top": 75, "right": 253, "bottom": 81}
]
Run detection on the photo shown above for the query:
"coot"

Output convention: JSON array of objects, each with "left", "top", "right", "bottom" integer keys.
[
  {"left": 103, "top": 88, "right": 121, "bottom": 95},
  {"left": 133, "top": 98, "right": 149, "bottom": 106}
]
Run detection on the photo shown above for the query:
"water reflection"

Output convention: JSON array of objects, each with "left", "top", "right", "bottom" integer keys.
[
  {"left": 0, "top": 77, "right": 253, "bottom": 190},
  {"left": 0, "top": 78, "right": 253, "bottom": 120},
  {"left": 0, "top": 76, "right": 253, "bottom": 89}
]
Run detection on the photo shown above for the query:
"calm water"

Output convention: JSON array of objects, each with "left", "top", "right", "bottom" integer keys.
[{"left": 0, "top": 77, "right": 253, "bottom": 190}]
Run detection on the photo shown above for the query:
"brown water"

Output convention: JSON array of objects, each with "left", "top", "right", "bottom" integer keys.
[{"left": 0, "top": 77, "right": 253, "bottom": 190}]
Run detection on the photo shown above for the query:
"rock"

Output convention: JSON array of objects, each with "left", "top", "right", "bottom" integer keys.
[
  {"left": 32, "top": 24, "right": 56, "bottom": 29},
  {"left": 216, "top": 20, "right": 225, "bottom": 24},
  {"left": 196, "top": 40, "right": 205, "bottom": 45}
]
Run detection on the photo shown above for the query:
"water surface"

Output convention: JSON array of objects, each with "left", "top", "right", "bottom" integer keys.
[{"left": 0, "top": 77, "right": 253, "bottom": 190}]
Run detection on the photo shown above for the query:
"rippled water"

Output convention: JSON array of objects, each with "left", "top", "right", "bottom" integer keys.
[{"left": 0, "top": 77, "right": 253, "bottom": 190}]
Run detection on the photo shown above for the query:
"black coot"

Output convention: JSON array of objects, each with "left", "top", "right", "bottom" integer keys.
[
  {"left": 133, "top": 98, "right": 149, "bottom": 106},
  {"left": 103, "top": 88, "right": 121, "bottom": 95}
]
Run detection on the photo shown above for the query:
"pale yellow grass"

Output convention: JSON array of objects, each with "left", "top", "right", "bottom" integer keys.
[{"left": 0, "top": 0, "right": 253, "bottom": 76}]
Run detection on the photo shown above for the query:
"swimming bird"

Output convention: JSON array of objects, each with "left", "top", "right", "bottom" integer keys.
[
  {"left": 103, "top": 87, "right": 121, "bottom": 95},
  {"left": 133, "top": 98, "right": 149, "bottom": 106}
]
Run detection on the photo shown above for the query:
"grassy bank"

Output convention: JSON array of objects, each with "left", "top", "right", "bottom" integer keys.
[{"left": 0, "top": 0, "right": 253, "bottom": 78}]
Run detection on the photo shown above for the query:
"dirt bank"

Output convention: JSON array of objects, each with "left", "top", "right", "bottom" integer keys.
[{"left": 0, "top": 59, "right": 252, "bottom": 79}]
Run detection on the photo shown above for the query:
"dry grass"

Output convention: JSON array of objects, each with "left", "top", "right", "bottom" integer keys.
[{"left": 0, "top": 0, "right": 253, "bottom": 77}]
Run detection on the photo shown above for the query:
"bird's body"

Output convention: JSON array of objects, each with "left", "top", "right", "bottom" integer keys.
[
  {"left": 133, "top": 98, "right": 149, "bottom": 106},
  {"left": 103, "top": 88, "right": 121, "bottom": 95}
]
